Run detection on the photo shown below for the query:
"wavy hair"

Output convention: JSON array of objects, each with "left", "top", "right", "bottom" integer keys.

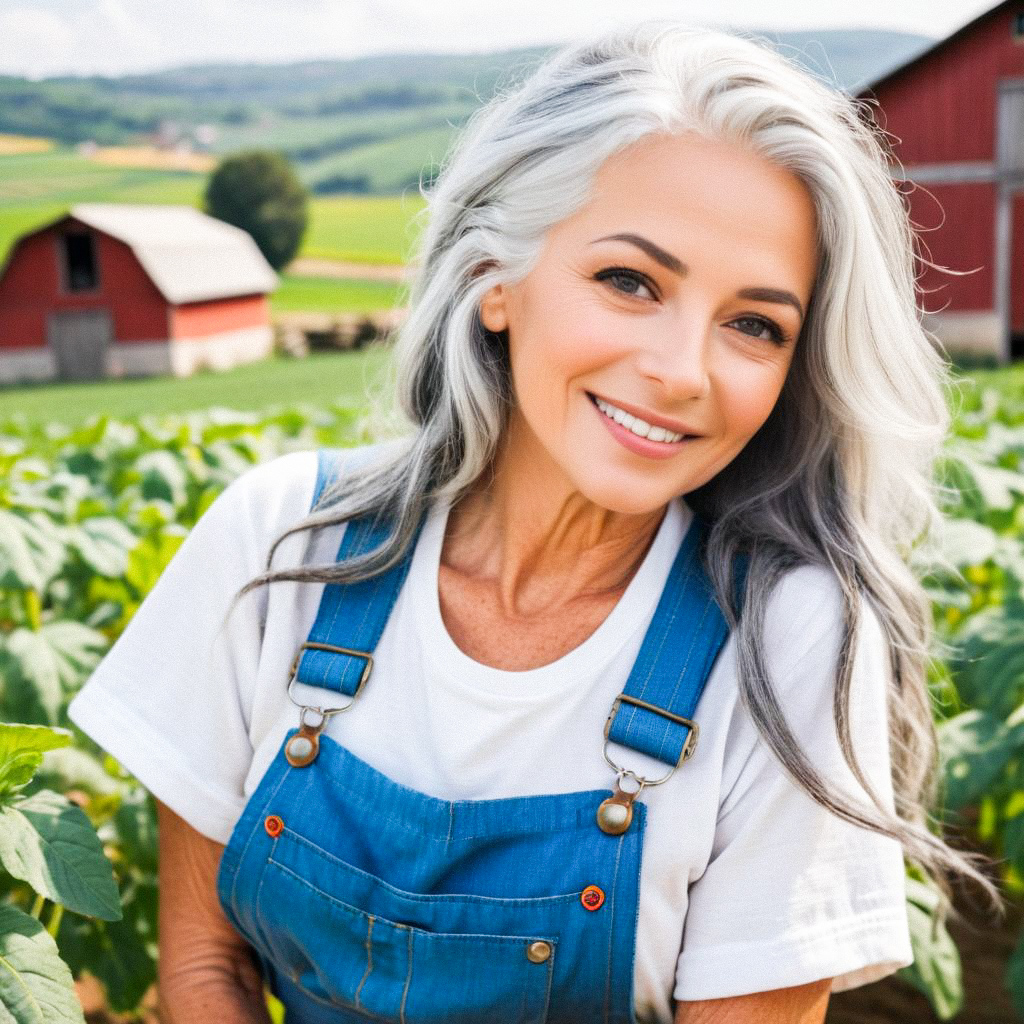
[{"left": 224, "top": 20, "right": 1003, "bottom": 918}]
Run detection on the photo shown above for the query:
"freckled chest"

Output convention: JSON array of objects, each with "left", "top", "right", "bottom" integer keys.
[{"left": 437, "top": 563, "right": 627, "bottom": 672}]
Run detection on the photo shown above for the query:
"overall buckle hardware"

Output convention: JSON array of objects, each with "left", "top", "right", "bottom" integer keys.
[
  {"left": 597, "top": 695, "right": 700, "bottom": 834},
  {"left": 284, "top": 642, "right": 374, "bottom": 767}
]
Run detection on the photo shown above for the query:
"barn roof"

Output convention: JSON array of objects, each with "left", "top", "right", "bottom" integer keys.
[
  {"left": 853, "top": 0, "right": 1007, "bottom": 94},
  {"left": 67, "top": 203, "right": 278, "bottom": 304}
]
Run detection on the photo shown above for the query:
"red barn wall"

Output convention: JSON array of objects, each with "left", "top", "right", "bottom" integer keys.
[
  {"left": 169, "top": 294, "right": 269, "bottom": 339},
  {"left": 862, "top": 4, "right": 1024, "bottom": 325},
  {"left": 0, "top": 222, "right": 168, "bottom": 350}
]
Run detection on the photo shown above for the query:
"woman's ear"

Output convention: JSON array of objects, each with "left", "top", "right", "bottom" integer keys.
[{"left": 479, "top": 283, "right": 509, "bottom": 333}]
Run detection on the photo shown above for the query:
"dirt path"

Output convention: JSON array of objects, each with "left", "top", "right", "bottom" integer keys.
[{"left": 288, "top": 258, "right": 408, "bottom": 281}]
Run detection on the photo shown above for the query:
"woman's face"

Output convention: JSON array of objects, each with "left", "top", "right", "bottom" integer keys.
[{"left": 479, "top": 131, "right": 819, "bottom": 516}]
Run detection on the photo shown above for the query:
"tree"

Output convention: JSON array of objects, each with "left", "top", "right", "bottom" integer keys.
[{"left": 203, "top": 149, "right": 309, "bottom": 271}]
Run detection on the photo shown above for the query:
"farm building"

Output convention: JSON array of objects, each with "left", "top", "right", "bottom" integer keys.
[
  {"left": 0, "top": 203, "right": 277, "bottom": 384},
  {"left": 854, "top": 0, "right": 1024, "bottom": 363}
]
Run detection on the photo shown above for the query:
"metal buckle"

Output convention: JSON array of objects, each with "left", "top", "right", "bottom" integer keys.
[
  {"left": 602, "top": 693, "right": 699, "bottom": 786},
  {"left": 286, "top": 641, "right": 374, "bottom": 717}
]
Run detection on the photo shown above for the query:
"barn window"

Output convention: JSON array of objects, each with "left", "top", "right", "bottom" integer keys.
[
  {"left": 1014, "top": 11, "right": 1024, "bottom": 39},
  {"left": 61, "top": 232, "right": 99, "bottom": 292}
]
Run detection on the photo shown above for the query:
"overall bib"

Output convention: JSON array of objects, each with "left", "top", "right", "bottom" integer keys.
[{"left": 216, "top": 447, "right": 748, "bottom": 1024}]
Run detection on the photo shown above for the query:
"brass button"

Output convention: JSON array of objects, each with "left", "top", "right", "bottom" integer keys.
[{"left": 526, "top": 940, "right": 552, "bottom": 963}]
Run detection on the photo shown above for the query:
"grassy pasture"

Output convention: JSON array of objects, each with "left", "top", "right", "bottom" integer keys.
[
  {"left": 271, "top": 275, "right": 407, "bottom": 314},
  {"left": 0, "top": 347, "right": 395, "bottom": 424}
]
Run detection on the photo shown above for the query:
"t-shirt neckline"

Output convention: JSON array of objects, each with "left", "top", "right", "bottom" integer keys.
[{"left": 409, "top": 494, "right": 694, "bottom": 697}]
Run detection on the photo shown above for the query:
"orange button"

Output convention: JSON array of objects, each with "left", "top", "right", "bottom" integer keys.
[
  {"left": 264, "top": 814, "right": 284, "bottom": 838},
  {"left": 581, "top": 884, "right": 605, "bottom": 911}
]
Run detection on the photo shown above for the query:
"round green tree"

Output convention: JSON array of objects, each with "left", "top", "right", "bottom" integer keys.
[{"left": 204, "top": 150, "right": 309, "bottom": 271}]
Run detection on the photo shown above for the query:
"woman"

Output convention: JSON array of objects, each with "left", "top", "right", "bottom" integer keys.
[{"left": 68, "top": 18, "right": 999, "bottom": 1024}]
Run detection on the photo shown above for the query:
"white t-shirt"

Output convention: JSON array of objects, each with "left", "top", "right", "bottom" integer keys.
[{"left": 67, "top": 443, "right": 913, "bottom": 1024}]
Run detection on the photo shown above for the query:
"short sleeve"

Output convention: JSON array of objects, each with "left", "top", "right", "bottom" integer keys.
[
  {"left": 673, "top": 573, "right": 914, "bottom": 1001},
  {"left": 66, "top": 449, "right": 318, "bottom": 844}
]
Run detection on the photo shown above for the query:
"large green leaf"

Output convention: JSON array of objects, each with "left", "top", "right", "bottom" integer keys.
[
  {"left": 937, "top": 709, "right": 1016, "bottom": 810},
  {"left": 898, "top": 876, "right": 963, "bottom": 1020},
  {"left": 935, "top": 517, "right": 1000, "bottom": 569},
  {"left": 134, "top": 451, "right": 188, "bottom": 508},
  {"left": 0, "top": 791, "right": 121, "bottom": 921},
  {"left": 0, "top": 511, "right": 65, "bottom": 593},
  {"left": 60, "top": 518, "right": 137, "bottom": 579},
  {"left": 946, "top": 605, "right": 1024, "bottom": 716},
  {"left": 0, "top": 902, "right": 84, "bottom": 1024},
  {"left": 1, "top": 625, "right": 107, "bottom": 725}
]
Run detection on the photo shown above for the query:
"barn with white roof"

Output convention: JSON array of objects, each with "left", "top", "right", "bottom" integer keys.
[{"left": 0, "top": 203, "right": 278, "bottom": 383}]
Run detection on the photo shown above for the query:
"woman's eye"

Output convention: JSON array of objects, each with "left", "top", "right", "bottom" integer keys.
[
  {"left": 595, "top": 267, "right": 657, "bottom": 301},
  {"left": 730, "top": 315, "right": 790, "bottom": 347}
]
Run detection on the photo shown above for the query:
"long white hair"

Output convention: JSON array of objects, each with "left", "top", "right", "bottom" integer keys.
[{"left": 228, "top": 19, "right": 1002, "bottom": 917}]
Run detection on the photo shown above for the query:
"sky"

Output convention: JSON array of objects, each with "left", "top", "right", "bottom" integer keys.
[{"left": 0, "top": 0, "right": 1003, "bottom": 79}]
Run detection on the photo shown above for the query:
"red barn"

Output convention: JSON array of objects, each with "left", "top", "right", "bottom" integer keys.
[
  {"left": 0, "top": 203, "right": 278, "bottom": 384},
  {"left": 856, "top": 0, "right": 1024, "bottom": 363}
]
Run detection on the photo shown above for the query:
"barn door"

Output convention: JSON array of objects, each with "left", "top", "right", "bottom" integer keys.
[
  {"left": 47, "top": 310, "right": 112, "bottom": 380},
  {"left": 996, "top": 82, "right": 1024, "bottom": 361}
]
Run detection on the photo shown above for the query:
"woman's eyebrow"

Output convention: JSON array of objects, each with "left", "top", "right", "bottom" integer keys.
[{"left": 590, "top": 232, "right": 805, "bottom": 319}]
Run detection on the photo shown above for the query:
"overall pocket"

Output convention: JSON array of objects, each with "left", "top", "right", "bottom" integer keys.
[{"left": 256, "top": 827, "right": 562, "bottom": 1023}]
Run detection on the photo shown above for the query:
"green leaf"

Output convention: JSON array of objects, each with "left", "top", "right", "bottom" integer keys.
[
  {"left": 61, "top": 518, "right": 137, "bottom": 578},
  {"left": 0, "top": 791, "right": 121, "bottom": 921},
  {"left": 135, "top": 451, "right": 188, "bottom": 508},
  {"left": 0, "top": 727, "right": 71, "bottom": 803},
  {"left": 959, "top": 462, "right": 1024, "bottom": 510},
  {"left": 937, "top": 709, "right": 1015, "bottom": 810},
  {"left": 0, "top": 902, "right": 85, "bottom": 1024},
  {"left": 936, "top": 517, "right": 1000, "bottom": 568},
  {"left": 0, "top": 624, "right": 107, "bottom": 724},
  {"left": 56, "top": 885, "right": 156, "bottom": 1013},
  {"left": 35, "top": 748, "right": 126, "bottom": 801},
  {"left": 898, "top": 876, "right": 963, "bottom": 1019},
  {"left": 0, "top": 510, "right": 65, "bottom": 593}
]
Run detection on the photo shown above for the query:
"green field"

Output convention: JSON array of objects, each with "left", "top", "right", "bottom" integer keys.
[
  {"left": 0, "top": 149, "right": 426, "bottom": 267},
  {"left": 0, "top": 347, "right": 396, "bottom": 424},
  {"left": 271, "top": 274, "right": 407, "bottom": 314}
]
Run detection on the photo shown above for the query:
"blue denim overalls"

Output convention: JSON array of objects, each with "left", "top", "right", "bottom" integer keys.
[{"left": 216, "top": 447, "right": 748, "bottom": 1024}]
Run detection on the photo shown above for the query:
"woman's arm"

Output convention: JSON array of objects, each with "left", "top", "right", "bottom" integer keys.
[
  {"left": 155, "top": 798, "right": 272, "bottom": 1024},
  {"left": 674, "top": 977, "right": 832, "bottom": 1023}
]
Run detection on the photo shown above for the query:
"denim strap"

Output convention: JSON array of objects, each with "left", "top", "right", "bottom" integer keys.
[
  {"left": 297, "top": 447, "right": 746, "bottom": 764},
  {"left": 605, "top": 516, "right": 749, "bottom": 768},
  {"left": 293, "top": 446, "right": 427, "bottom": 696}
]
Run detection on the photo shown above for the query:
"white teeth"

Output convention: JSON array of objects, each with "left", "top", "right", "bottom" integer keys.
[{"left": 593, "top": 396, "right": 686, "bottom": 443}]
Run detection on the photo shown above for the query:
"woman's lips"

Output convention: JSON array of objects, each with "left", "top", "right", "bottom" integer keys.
[{"left": 588, "top": 392, "right": 699, "bottom": 460}]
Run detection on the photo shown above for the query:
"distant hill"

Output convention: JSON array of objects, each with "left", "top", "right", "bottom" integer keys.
[{"left": 0, "top": 29, "right": 934, "bottom": 196}]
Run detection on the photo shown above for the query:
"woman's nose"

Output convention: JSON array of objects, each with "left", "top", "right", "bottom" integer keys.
[{"left": 634, "top": 315, "right": 713, "bottom": 400}]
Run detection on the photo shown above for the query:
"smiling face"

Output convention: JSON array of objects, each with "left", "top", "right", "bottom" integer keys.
[{"left": 478, "top": 130, "right": 819, "bottom": 516}]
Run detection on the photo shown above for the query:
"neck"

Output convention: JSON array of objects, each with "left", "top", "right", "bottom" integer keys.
[{"left": 442, "top": 420, "right": 668, "bottom": 619}]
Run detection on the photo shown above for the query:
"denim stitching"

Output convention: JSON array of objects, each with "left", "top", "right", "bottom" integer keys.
[
  {"left": 603, "top": 832, "right": 626, "bottom": 1024},
  {"left": 272, "top": 827, "right": 585, "bottom": 907},
  {"left": 617, "top": 557, "right": 696, "bottom": 755},
  {"left": 234, "top": 761, "right": 292, "bottom": 936},
  {"left": 353, "top": 914, "right": 374, "bottom": 1010},
  {"left": 540, "top": 941, "right": 555, "bottom": 1023},
  {"left": 653, "top": 594, "right": 714, "bottom": 763},
  {"left": 399, "top": 927, "right": 413, "bottom": 1024},
  {"left": 267, "top": 859, "right": 554, "bottom": 947}
]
